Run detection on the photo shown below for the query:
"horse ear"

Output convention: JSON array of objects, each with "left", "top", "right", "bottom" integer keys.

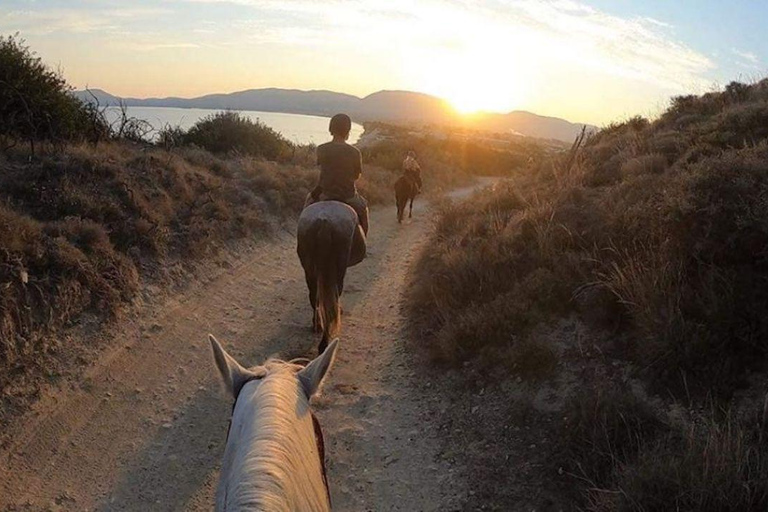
[
  {"left": 209, "top": 334, "right": 257, "bottom": 399},
  {"left": 298, "top": 339, "right": 339, "bottom": 398}
]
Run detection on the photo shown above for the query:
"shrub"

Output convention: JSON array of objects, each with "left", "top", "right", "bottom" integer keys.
[
  {"left": 407, "top": 70, "right": 768, "bottom": 512},
  {"left": 0, "top": 205, "right": 139, "bottom": 369},
  {"left": 620, "top": 153, "right": 668, "bottom": 177},
  {"left": 0, "top": 34, "right": 106, "bottom": 147},
  {"left": 183, "top": 111, "right": 291, "bottom": 159},
  {"left": 157, "top": 124, "right": 187, "bottom": 150},
  {"left": 409, "top": 77, "right": 768, "bottom": 392}
]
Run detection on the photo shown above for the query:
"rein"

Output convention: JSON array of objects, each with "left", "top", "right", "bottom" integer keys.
[{"left": 225, "top": 375, "right": 332, "bottom": 507}]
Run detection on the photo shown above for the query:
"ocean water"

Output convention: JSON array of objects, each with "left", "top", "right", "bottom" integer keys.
[{"left": 103, "top": 106, "right": 364, "bottom": 145}]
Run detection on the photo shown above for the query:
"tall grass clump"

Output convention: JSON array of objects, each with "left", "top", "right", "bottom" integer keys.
[{"left": 557, "top": 388, "right": 768, "bottom": 512}]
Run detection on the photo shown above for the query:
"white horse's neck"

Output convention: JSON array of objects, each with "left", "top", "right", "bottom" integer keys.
[{"left": 216, "top": 370, "right": 329, "bottom": 512}]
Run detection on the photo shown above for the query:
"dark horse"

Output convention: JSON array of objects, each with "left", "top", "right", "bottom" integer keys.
[
  {"left": 394, "top": 175, "right": 419, "bottom": 223},
  {"left": 297, "top": 201, "right": 365, "bottom": 352}
]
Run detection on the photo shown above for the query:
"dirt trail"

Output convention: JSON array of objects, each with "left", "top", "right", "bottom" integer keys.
[{"left": 0, "top": 192, "right": 471, "bottom": 511}]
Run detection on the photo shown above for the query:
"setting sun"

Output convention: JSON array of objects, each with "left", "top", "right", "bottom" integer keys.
[{"left": 399, "top": 7, "right": 536, "bottom": 115}]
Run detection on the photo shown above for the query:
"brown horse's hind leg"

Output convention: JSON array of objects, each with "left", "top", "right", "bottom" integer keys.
[{"left": 304, "top": 268, "right": 321, "bottom": 333}]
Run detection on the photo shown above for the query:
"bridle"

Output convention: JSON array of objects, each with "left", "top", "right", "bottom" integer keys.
[{"left": 225, "top": 373, "right": 332, "bottom": 507}]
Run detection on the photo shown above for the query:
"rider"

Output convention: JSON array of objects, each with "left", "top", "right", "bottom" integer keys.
[
  {"left": 307, "top": 113, "right": 369, "bottom": 235},
  {"left": 402, "top": 150, "right": 423, "bottom": 193}
]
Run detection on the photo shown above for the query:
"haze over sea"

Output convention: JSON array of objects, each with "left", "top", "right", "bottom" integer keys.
[{"left": 104, "top": 106, "right": 364, "bottom": 145}]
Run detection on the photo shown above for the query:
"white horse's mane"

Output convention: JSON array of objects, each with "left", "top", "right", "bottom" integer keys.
[{"left": 215, "top": 358, "right": 330, "bottom": 512}]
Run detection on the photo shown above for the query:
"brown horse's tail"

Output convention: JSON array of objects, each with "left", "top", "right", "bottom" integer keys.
[{"left": 315, "top": 219, "right": 340, "bottom": 351}]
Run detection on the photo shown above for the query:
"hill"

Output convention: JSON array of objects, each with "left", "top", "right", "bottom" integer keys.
[
  {"left": 73, "top": 87, "right": 593, "bottom": 142},
  {"left": 407, "top": 78, "right": 768, "bottom": 510},
  {"left": 465, "top": 110, "right": 595, "bottom": 142}
]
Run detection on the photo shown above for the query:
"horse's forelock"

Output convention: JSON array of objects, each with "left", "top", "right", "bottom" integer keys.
[{"left": 260, "top": 358, "right": 306, "bottom": 374}]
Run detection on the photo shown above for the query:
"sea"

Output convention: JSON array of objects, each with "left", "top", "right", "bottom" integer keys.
[{"left": 103, "top": 106, "right": 364, "bottom": 145}]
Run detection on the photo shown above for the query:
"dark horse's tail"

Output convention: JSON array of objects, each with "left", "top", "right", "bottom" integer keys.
[{"left": 314, "top": 219, "right": 340, "bottom": 352}]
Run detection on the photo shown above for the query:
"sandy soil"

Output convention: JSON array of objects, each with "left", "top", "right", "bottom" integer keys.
[{"left": 0, "top": 193, "right": 470, "bottom": 511}]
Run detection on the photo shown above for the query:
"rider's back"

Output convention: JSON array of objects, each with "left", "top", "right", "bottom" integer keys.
[{"left": 317, "top": 141, "right": 362, "bottom": 200}]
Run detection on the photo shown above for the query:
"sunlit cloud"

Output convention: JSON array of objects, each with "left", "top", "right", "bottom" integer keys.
[
  {"left": 1, "top": 9, "right": 117, "bottom": 34},
  {"left": 181, "top": 0, "right": 714, "bottom": 111},
  {"left": 732, "top": 48, "right": 761, "bottom": 70},
  {"left": 0, "top": 6, "right": 171, "bottom": 35}
]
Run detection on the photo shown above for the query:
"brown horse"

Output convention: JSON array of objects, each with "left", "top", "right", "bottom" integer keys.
[
  {"left": 394, "top": 175, "right": 419, "bottom": 223},
  {"left": 297, "top": 201, "right": 365, "bottom": 352}
]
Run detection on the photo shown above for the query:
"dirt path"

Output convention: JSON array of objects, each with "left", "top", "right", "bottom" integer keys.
[{"left": 0, "top": 193, "right": 469, "bottom": 511}]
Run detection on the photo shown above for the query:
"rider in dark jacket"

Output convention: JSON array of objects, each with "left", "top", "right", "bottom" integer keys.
[{"left": 308, "top": 114, "right": 369, "bottom": 234}]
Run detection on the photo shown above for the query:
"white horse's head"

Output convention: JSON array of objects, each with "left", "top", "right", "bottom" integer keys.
[{"left": 209, "top": 334, "right": 338, "bottom": 512}]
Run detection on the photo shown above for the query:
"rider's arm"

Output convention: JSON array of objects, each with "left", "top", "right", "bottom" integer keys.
[{"left": 312, "top": 145, "right": 324, "bottom": 199}]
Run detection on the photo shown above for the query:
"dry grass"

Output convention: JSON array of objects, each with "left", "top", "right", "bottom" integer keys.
[
  {"left": 0, "top": 141, "right": 326, "bottom": 389},
  {"left": 557, "top": 388, "right": 768, "bottom": 512},
  {"left": 410, "top": 79, "right": 768, "bottom": 393},
  {"left": 407, "top": 78, "right": 768, "bottom": 508}
]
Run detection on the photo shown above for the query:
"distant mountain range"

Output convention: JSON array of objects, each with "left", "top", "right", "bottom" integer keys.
[{"left": 74, "top": 88, "right": 594, "bottom": 142}]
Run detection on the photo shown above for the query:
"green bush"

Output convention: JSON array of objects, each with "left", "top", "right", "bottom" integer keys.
[
  {"left": 183, "top": 111, "right": 291, "bottom": 160},
  {"left": 0, "top": 34, "right": 106, "bottom": 146}
]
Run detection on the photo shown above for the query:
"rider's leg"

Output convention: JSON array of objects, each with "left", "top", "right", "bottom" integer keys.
[
  {"left": 345, "top": 194, "right": 368, "bottom": 265},
  {"left": 346, "top": 194, "right": 369, "bottom": 235},
  {"left": 349, "top": 226, "right": 366, "bottom": 266},
  {"left": 358, "top": 207, "right": 369, "bottom": 235}
]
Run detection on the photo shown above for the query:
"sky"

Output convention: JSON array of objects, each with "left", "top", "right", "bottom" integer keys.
[{"left": 1, "top": 0, "right": 766, "bottom": 125}]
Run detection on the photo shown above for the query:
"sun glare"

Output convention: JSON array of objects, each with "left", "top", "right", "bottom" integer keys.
[
  {"left": 402, "top": 11, "right": 535, "bottom": 116},
  {"left": 423, "top": 53, "right": 532, "bottom": 115}
]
